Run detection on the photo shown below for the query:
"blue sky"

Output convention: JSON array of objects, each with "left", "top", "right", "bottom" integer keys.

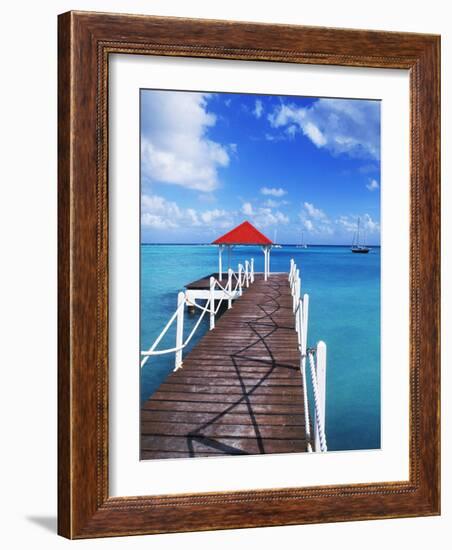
[{"left": 140, "top": 90, "right": 380, "bottom": 245}]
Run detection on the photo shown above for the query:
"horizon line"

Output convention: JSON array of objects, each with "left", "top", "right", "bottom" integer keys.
[{"left": 140, "top": 242, "right": 381, "bottom": 247}]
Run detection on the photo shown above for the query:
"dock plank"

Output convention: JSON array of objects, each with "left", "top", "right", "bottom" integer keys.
[{"left": 141, "top": 273, "right": 307, "bottom": 459}]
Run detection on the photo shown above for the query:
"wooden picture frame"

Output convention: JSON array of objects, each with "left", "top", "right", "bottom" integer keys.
[{"left": 58, "top": 11, "right": 440, "bottom": 538}]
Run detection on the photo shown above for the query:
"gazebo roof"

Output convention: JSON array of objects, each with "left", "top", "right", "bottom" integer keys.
[{"left": 212, "top": 221, "right": 273, "bottom": 245}]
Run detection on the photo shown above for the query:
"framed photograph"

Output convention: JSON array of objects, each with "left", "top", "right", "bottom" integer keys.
[{"left": 58, "top": 11, "right": 440, "bottom": 538}]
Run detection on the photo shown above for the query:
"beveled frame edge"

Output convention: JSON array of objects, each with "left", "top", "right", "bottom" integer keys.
[{"left": 57, "top": 11, "right": 440, "bottom": 539}]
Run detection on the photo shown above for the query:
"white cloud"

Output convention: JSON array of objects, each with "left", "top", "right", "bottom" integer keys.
[
  {"left": 286, "top": 125, "right": 298, "bottom": 138},
  {"left": 229, "top": 143, "right": 238, "bottom": 156},
  {"left": 142, "top": 195, "right": 234, "bottom": 230},
  {"left": 141, "top": 195, "right": 182, "bottom": 229},
  {"left": 296, "top": 201, "right": 380, "bottom": 240},
  {"left": 141, "top": 91, "right": 230, "bottom": 192},
  {"left": 303, "top": 202, "right": 327, "bottom": 220},
  {"left": 299, "top": 202, "right": 333, "bottom": 235},
  {"left": 241, "top": 202, "right": 254, "bottom": 216},
  {"left": 303, "top": 219, "right": 314, "bottom": 231},
  {"left": 260, "top": 186, "right": 287, "bottom": 197},
  {"left": 263, "top": 198, "right": 289, "bottom": 208},
  {"left": 252, "top": 208, "right": 289, "bottom": 228},
  {"left": 268, "top": 98, "right": 380, "bottom": 160},
  {"left": 337, "top": 214, "right": 380, "bottom": 234},
  {"left": 366, "top": 178, "right": 379, "bottom": 191},
  {"left": 240, "top": 200, "right": 289, "bottom": 228},
  {"left": 253, "top": 100, "right": 263, "bottom": 118},
  {"left": 200, "top": 209, "right": 232, "bottom": 228},
  {"left": 264, "top": 133, "right": 285, "bottom": 142},
  {"left": 362, "top": 214, "right": 380, "bottom": 233},
  {"left": 303, "top": 122, "right": 327, "bottom": 147}
]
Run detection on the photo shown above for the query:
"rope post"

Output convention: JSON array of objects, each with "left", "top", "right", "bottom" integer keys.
[
  {"left": 302, "top": 293, "right": 309, "bottom": 353},
  {"left": 245, "top": 260, "right": 249, "bottom": 288},
  {"left": 289, "top": 258, "right": 294, "bottom": 282},
  {"left": 218, "top": 245, "right": 223, "bottom": 281},
  {"left": 298, "top": 296, "right": 312, "bottom": 451},
  {"left": 238, "top": 264, "right": 243, "bottom": 296},
  {"left": 296, "top": 269, "right": 301, "bottom": 306},
  {"left": 227, "top": 268, "right": 233, "bottom": 309},
  {"left": 209, "top": 277, "right": 215, "bottom": 330},
  {"left": 296, "top": 297, "right": 303, "bottom": 343},
  {"left": 250, "top": 258, "right": 255, "bottom": 283},
  {"left": 293, "top": 269, "right": 300, "bottom": 312},
  {"left": 175, "top": 291, "right": 185, "bottom": 370},
  {"left": 314, "top": 341, "right": 327, "bottom": 452}
]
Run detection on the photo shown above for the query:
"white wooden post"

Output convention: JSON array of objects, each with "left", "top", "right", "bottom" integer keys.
[
  {"left": 302, "top": 293, "right": 309, "bottom": 353},
  {"left": 296, "top": 270, "right": 301, "bottom": 308},
  {"left": 314, "top": 341, "right": 327, "bottom": 452},
  {"left": 175, "top": 291, "right": 185, "bottom": 370},
  {"left": 238, "top": 264, "right": 243, "bottom": 296},
  {"left": 245, "top": 260, "right": 249, "bottom": 288},
  {"left": 289, "top": 258, "right": 294, "bottom": 282},
  {"left": 218, "top": 245, "right": 223, "bottom": 281},
  {"left": 295, "top": 297, "right": 302, "bottom": 340},
  {"left": 298, "top": 296, "right": 312, "bottom": 450},
  {"left": 209, "top": 276, "right": 215, "bottom": 330},
  {"left": 250, "top": 258, "right": 254, "bottom": 283},
  {"left": 267, "top": 246, "right": 271, "bottom": 278},
  {"left": 262, "top": 247, "right": 268, "bottom": 281},
  {"left": 227, "top": 268, "right": 233, "bottom": 309},
  {"left": 293, "top": 269, "right": 300, "bottom": 312}
]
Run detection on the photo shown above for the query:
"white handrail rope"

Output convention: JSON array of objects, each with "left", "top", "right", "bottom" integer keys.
[
  {"left": 142, "top": 295, "right": 212, "bottom": 359},
  {"left": 231, "top": 271, "right": 240, "bottom": 282},
  {"left": 141, "top": 261, "right": 254, "bottom": 367},
  {"left": 142, "top": 344, "right": 185, "bottom": 357},
  {"left": 307, "top": 350, "right": 328, "bottom": 452},
  {"left": 185, "top": 297, "right": 211, "bottom": 313},
  {"left": 182, "top": 300, "right": 210, "bottom": 348},
  {"left": 214, "top": 296, "right": 224, "bottom": 315},
  {"left": 214, "top": 276, "right": 240, "bottom": 297},
  {"left": 140, "top": 299, "right": 185, "bottom": 367},
  {"left": 301, "top": 355, "right": 312, "bottom": 452},
  {"left": 296, "top": 294, "right": 312, "bottom": 451}
]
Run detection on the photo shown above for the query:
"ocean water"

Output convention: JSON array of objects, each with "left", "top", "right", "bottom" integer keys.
[{"left": 140, "top": 244, "right": 381, "bottom": 452}]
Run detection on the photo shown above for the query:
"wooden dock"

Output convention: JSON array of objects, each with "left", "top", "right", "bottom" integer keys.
[{"left": 141, "top": 273, "right": 307, "bottom": 459}]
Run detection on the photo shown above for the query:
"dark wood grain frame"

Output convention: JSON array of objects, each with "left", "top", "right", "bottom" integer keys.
[{"left": 58, "top": 11, "right": 440, "bottom": 539}]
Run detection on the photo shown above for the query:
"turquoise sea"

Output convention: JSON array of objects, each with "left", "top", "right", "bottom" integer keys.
[{"left": 140, "top": 244, "right": 381, "bottom": 452}]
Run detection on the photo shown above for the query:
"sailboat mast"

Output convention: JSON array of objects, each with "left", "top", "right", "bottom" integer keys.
[{"left": 357, "top": 217, "right": 360, "bottom": 246}]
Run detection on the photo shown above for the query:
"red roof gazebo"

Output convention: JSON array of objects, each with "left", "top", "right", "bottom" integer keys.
[{"left": 212, "top": 221, "right": 273, "bottom": 281}]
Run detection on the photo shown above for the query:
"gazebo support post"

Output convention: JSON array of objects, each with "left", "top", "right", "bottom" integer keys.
[
  {"left": 267, "top": 245, "right": 271, "bottom": 279},
  {"left": 218, "top": 245, "right": 224, "bottom": 281},
  {"left": 262, "top": 245, "right": 271, "bottom": 281}
]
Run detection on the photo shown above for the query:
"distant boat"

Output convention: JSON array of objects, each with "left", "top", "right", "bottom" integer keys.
[
  {"left": 296, "top": 231, "right": 308, "bottom": 249},
  {"left": 273, "top": 229, "right": 282, "bottom": 248},
  {"left": 351, "top": 217, "right": 370, "bottom": 254}
]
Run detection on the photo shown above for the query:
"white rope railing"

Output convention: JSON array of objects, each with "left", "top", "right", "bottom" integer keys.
[
  {"left": 141, "top": 259, "right": 254, "bottom": 370},
  {"left": 308, "top": 346, "right": 327, "bottom": 452},
  {"left": 290, "top": 257, "right": 328, "bottom": 452}
]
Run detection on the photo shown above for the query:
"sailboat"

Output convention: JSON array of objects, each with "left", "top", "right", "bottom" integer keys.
[
  {"left": 273, "top": 229, "right": 282, "bottom": 248},
  {"left": 296, "top": 231, "right": 308, "bottom": 249},
  {"left": 351, "top": 217, "right": 370, "bottom": 253}
]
